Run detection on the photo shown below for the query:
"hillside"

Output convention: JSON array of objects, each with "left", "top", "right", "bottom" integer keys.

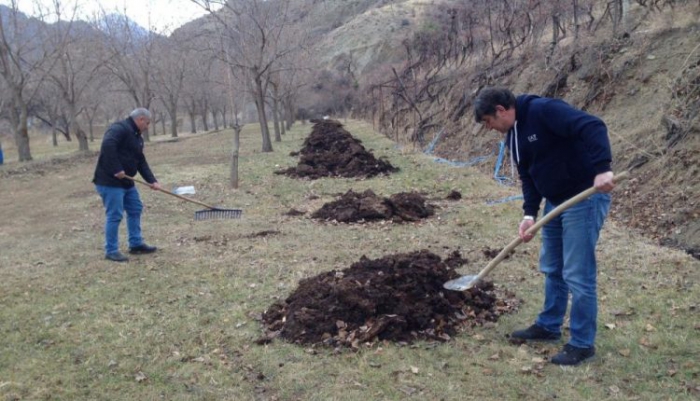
[{"left": 298, "top": 1, "right": 700, "bottom": 258}]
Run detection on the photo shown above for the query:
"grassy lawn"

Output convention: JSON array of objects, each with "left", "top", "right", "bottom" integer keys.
[{"left": 1, "top": 120, "right": 698, "bottom": 400}]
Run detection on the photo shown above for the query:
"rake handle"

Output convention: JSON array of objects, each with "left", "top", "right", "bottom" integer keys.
[
  {"left": 124, "top": 176, "right": 219, "bottom": 210},
  {"left": 471, "top": 171, "right": 629, "bottom": 284}
]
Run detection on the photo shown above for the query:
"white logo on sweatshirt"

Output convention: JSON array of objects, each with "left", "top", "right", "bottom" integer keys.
[{"left": 528, "top": 134, "right": 538, "bottom": 142}]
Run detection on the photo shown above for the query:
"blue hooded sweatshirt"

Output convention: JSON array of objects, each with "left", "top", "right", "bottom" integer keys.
[{"left": 507, "top": 95, "right": 612, "bottom": 217}]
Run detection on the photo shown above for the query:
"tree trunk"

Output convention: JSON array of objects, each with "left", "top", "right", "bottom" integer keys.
[
  {"left": 169, "top": 114, "right": 178, "bottom": 138},
  {"left": 201, "top": 110, "right": 209, "bottom": 131},
  {"left": 280, "top": 108, "right": 286, "bottom": 136},
  {"left": 167, "top": 102, "right": 179, "bottom": 138},
  {"left": 51, "top": 114, "right": 58, "bottom": 147},
  {"left": 213, "top": 111, "right": 219, "bottom": 131},
  {"left": 272, "top": 97, "right": 281, "bottom": 142},
  {"left": 189, "top": 112, "right": 197, "bottom": 134},
  {"left": 253, "top": 76, "right": 272, "bottom": 152},
  {"left": 285, "top": 98, "right": 294, "bottom": 130},
  {"left": 67, "top": 104, "right": 89, "bottom": 152},
  {"left": 88, "top": 118, "right": 95, "bottom": 142},
  {"left": 230, "top": 126, "right": 241, "bottom": 189},
  {"left": 12, "top": 103, "right": 32, "bottom": 162},
  {"left": 76, "top": 128, "right": 89, "bottom": 151}
]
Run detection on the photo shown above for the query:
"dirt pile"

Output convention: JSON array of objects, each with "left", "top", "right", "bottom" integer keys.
[
  {"left": 311, "top": 189, "right": 435, "bottom": 223},
  {"left": 258, "top": 250, "right": 520, "bottom": 348},
  {"left": 275, "top": 119, "right": 398, "bottom": 179}
]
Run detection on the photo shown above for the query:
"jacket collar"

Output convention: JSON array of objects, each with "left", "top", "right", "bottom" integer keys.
[{"left": 126, "top": 117, "right": 141, "bottom": 135}]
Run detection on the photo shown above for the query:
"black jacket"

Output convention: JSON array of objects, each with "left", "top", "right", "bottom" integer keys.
[
  {"left": 93, "top": 117, "right": 157, "bottom": 188},
  {"left": 507, "top": 95, "right": 612, "bottom": 217}
]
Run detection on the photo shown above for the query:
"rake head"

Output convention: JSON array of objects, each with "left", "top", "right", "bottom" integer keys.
[{"left": 194, "top": 208, "right": 243, "bottom": 220}]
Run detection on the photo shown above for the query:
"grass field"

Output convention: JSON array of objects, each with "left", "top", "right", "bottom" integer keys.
[{"left": 1, "top": 121, "right": 698, "bottom": 400}]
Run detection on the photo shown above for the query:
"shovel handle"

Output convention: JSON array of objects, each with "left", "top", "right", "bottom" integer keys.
[
  {"left": 124, "top": 176, "right": 219, "bottom": 210},
  {"left": 471, "top": 171, "right": 629, "bottom": 284}
]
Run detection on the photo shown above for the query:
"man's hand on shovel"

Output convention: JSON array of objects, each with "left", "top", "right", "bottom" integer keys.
[
  {"left": 519, "top": 218, "right": 536, "bottom": 243},
  {"left": 594, "top": 171, "right": 616, "bottom": 193}
]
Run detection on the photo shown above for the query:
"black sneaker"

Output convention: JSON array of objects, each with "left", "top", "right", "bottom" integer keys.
[
  {"left": 129, "top": 244, "right": 157, "bottom": 254},
  {"left": 511, "top": 324, "right": 561, "bottom": 341},
  {"left": 105, "top": 252, "right": 129, "bottom": 262},
  {"left": 551, "top": 344, "right": 595, "bottom": 366}
]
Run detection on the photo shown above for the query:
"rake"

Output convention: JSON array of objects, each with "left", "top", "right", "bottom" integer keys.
[{"left": 126, "top": 176, "right": 243, "bottom": 220}]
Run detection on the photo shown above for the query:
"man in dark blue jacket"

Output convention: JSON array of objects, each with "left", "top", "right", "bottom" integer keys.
[
  {"left": 474, "top": 87, "right": 617, "bottom": 366},
  {"left": 93, "top": 108, "right": 161, "bottom": 262}
]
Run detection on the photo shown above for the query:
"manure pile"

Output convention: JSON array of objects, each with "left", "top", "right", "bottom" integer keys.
[
  {"left": 275, "top": 119, "right": 398, "bottom": 179},
  {"left": 259, "top": 250, "right": 520, "bottom": 348}
]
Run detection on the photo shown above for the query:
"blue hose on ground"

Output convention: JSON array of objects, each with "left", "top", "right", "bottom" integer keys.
[
  {"left": 411, "top": 132, "right": 520, "bottom": 202},
  {"left": 424, "top": 128, "right": 445, "bottom": 155},
  {"left": 494, "top": 140, "right": 513, "bottom": 185}
]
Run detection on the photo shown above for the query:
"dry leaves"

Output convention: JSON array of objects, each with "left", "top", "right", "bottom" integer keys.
[{"left": 134, "top": 371, "right": 147, "bottom": 383}]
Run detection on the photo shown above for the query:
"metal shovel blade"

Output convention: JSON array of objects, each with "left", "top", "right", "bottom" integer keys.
[{"left": 443, "top": 275, "right": 479, "bottom": 291}]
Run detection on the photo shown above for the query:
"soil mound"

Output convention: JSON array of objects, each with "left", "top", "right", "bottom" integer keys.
[
  {"left": 259, "top": 250, "right": 520, "bottom": 348},
  {"left": 446, "top": 190, "right": 462, "bottom": 200},
  {"left": 311, "top": 189, "right": 435, "bottom": 223},
  {"left": 275, "top": 119, "right": 398, "bottom": 179}
]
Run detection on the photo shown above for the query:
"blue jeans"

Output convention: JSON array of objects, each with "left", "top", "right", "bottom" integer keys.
[
  {"left": 535, "top": 192, "right": 611, "bottom": 348},
  {"left": 95, "top": 185, "right": 145, "bottom": 255}
]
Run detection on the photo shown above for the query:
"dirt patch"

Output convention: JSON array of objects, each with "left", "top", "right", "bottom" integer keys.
[
  {"left": 258, "top": 250, "right": 520, "bottom": 348},
  {"left": 446, "top": 190, "right": 462, "bottom": 200},
  {"left": 311, "top": 189, "right": 435, "bottom": 223},
  {"left": 275, "top": 119, "right": 398, "bottom": 179},
  {"left": 283, "top": 209, "right": 306, "bottom": 217},
  {"left": 245, "top": 230, "right": 281, "bottom": 238}
]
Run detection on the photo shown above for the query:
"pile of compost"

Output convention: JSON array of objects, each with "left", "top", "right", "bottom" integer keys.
[
  {"left": 275, "top": 119, "right": 398, "bottom": 179},
  {"left": 258, "top": 250, "right": 520, "bottom": 348},
  {"left": 311, "top": 189, "right": 435, "bottom": 223}
]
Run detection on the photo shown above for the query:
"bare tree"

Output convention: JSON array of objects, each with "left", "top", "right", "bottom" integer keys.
[
  {"left": 100, "top": 12, "right": 158, "bottom": 140},
  {"left": 230, "top": 121, "right": 243, "bottom": 188},
  {"left": 46, "top": 16, "right": 108, "bottom": 152},
  {"left": 152, "top": 35, "right": 191, "bottom": 138},
  {"left": 192, "top": 0, "right": 310, "bottom": 152},
  {"left": 33, "top": 84, "right": 68, "bottom": 146},
  {"left": 0, "top": 1, "right": 65, "bottom": 161}
]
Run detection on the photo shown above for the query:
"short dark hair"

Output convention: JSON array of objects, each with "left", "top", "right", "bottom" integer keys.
[{"left": 473, "top": 87, "right": 516, "bottom": 123}]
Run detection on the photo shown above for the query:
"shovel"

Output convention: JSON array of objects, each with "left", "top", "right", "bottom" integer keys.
[
  {"left": 443, "top": 172, "right": 628, "bottom": 291},
  {"left": 125, "top": 176, "right": 243, "bottom": 220}
]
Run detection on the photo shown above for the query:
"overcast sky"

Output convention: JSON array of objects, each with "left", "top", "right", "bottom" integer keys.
[{"left": 2, "top": 0, "right": 222, "bottom": 33}]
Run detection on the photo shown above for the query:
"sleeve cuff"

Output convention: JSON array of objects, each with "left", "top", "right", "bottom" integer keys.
[{"left": 594, "top": 162, "right": 612, "bottom": 175}]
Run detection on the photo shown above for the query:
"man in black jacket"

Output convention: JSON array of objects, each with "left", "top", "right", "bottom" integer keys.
[
  {"left": 474, "top": 87, "right": 617, "bottom": 366},
  {"left": 93, "top": 108, "right": 161, "bottom": 262}
]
